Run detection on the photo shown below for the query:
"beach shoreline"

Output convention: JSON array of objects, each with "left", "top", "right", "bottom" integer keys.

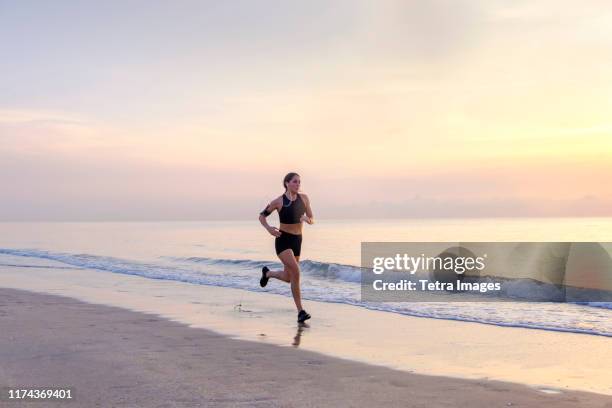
[
  {"left": 1, "top": 287, "right": 611, "bottom": 407},
  {"left": 0, "top": 262, "right": 611, "bottom": 398}
]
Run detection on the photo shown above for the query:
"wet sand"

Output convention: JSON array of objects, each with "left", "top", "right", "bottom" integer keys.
[{"left": 1, "top": 287, "right": 611, "bottom": 407}]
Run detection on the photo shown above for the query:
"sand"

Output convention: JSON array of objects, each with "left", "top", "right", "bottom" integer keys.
[
  {"left": 0, "top": 263, "right": 611, "bottom": 396},
  {"left": 1, "top": 287, "right": 611, "bottom": 408}
]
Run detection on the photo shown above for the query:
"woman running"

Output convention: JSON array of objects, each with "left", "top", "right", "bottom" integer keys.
[{"left": 258, "top": 172, "right": 314, "bottom": 323}]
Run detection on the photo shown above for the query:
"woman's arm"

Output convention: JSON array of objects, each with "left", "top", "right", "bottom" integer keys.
[
  {"left": 300, "top": 193, "right": 315, "bottom": 225},
  {"left": 258, "top": 197, "right": 282, "bottom": 236}
]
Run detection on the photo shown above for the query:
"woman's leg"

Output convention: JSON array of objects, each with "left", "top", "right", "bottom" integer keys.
[
  {"left": 265, "top": 266, "right": 291, "bottom": 282},
  {"left": 265, "top": 253, "right": 300, "bottom": 282},
  {"left": 276, "top": 249, "right": 303, "bottom": 311}
]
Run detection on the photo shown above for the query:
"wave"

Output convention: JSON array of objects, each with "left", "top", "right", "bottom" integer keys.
[
  {"left": 0, "top": 262, "right": 83, "bottom": 270},
  {"left": 0, "top": 248, "right": 255, "bottom": 287},
  {"left": 1, "top": 248, "right": 610, "bottom": 337},
  {"left": 575, "top": 302, "right": 612, "bottom": 310},
  {"left": 4, "top": 248, "right": 611, "bottom": 303},
  {"left": 168, "top": 256, "right": 363, "bottom": 283}
]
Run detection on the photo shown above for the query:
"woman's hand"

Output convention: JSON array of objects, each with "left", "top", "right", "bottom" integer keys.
[
  {"left": 267, "top": 226, "right": 282, "bottom": 237},
  {"left": 300, "top": 214, "right": 312, "bottom": 224}
]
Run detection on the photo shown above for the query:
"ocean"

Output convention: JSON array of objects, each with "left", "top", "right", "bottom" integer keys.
[{"left": 1, "top": 218, "right": 611, "bottom": 337}]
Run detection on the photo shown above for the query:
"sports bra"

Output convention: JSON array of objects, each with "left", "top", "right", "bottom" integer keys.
[{"left": 279, "top": 193, "right": 306, "bottom": 224}]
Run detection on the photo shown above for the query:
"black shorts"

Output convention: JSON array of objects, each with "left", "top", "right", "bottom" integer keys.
[{"left": 275, "top": 230, "right": 302, "bottom": 257}]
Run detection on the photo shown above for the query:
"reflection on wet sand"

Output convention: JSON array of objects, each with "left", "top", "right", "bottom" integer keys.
[{"left": 292, "top": 323, "right": 309, "bottom": 347}]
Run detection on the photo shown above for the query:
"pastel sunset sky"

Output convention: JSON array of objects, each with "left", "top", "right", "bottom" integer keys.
[{"left": 1, "top": 1, "right": 611, "bottom": 220}]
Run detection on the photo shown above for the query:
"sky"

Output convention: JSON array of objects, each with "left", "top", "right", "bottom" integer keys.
[{"left": 1, "top": 0, "right": 611, "bottom": 221}]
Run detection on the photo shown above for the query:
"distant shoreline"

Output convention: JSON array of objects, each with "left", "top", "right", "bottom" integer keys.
[{"left": 2, "top": 215, "right": 612, "bottom": 223}]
